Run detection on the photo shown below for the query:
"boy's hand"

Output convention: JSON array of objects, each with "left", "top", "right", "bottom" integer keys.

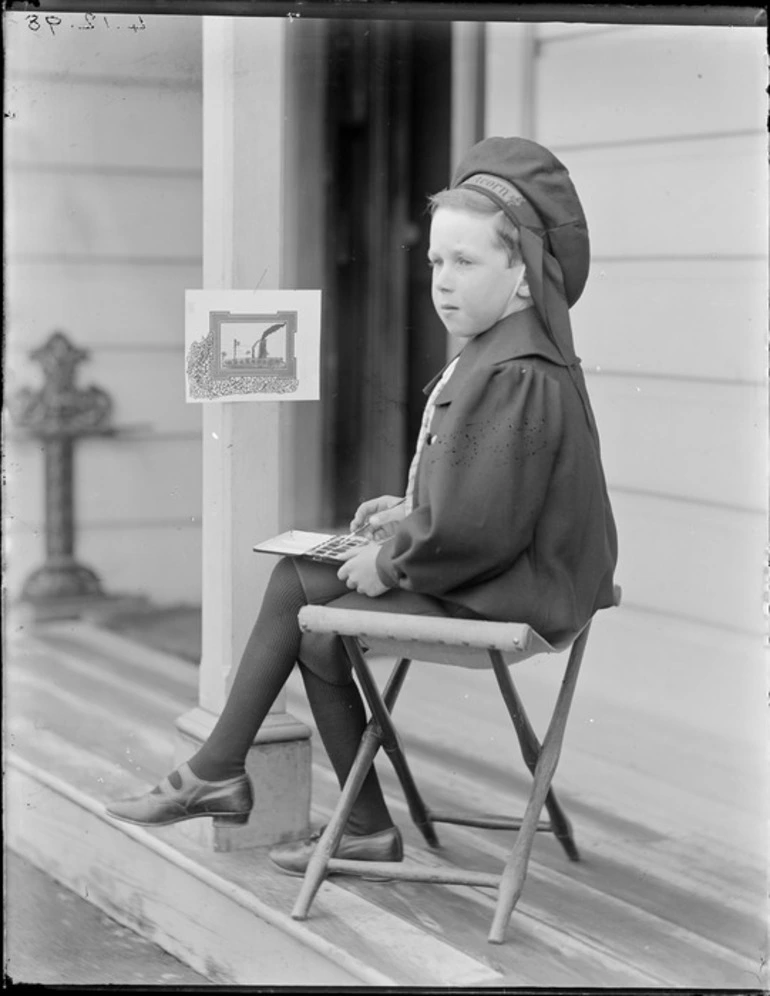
[
  {"left": 337, "top": 543, "right": 389, "bottom": 597},
  {"left": 350, "top": 495, "right": 406, "bottom": 540}
]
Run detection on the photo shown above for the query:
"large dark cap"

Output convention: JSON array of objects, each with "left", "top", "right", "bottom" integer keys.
[
  {"left": 452, "top": 136, "right": 590, "bottom": 366},
  {"left": 452, "top": 135, "right": 599, "bottom": 435}
]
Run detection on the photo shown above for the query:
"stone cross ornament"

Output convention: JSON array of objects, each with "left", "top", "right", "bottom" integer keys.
[{"left": 10, "top": 331, "right": 114, "bottom": 606}]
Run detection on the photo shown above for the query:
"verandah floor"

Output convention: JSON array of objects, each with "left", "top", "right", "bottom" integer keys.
[{"left": 6, "top": 604, "right": 767, "bottom": 989}]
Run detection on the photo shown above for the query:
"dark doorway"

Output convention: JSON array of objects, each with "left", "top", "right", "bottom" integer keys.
[{"left": 322, "top": 19, "right": 452, "bottom": 524}]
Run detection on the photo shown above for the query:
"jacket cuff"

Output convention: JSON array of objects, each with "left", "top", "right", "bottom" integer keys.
[{"left": 375, "top": 540, "right": 401, "bottom": 589}]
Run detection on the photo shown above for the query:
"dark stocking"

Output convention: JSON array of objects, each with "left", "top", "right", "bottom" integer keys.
[
  {"left": 299, "top": 664, "right": 394, "bottom": 837},
  {"left": 185, "top": 559, "right": 395, "bottom": 836},
  {"left": 187, "top": 557, "right": 307, "bottom": 781}
]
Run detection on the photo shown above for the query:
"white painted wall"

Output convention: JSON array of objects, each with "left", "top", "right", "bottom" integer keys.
[
  {"left": 4, "top": 12, "right": 203, "bottom": 605},
  {"left": 486, "top": 22, "right": 767, "bottom": 639},
  {"left": 5, "top": 13, "right": 765, "bottom": 639}
]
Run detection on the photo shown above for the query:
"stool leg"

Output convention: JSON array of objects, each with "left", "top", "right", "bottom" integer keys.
[
  {"left": 381, "top": 655, "right": 412, "bottom": 709},
  {"left": 490, "top": 651, "right": 579, "bottom": 861},
  {"left": 342, "top": 637, "right": 440, "bottom": 849},
  {"left": 488, "top": 626, "right": 590, "bottom": 944},
  {"left": 292, "top": 721, "right": 384, "bottom": 920}
]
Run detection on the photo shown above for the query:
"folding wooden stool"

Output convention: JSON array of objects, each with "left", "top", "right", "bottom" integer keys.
[{"left": 291, "top": 586, "right": 621, "bottom": 944}]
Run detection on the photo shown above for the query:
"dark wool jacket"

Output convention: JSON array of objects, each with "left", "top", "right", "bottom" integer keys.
[{"left": 375, "top": 308, "right": 618, "bottom": 646}]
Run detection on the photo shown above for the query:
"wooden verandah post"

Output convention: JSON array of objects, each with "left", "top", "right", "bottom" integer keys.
[{"left": 175, "top": 16, "right": 312, "bottom": 851}]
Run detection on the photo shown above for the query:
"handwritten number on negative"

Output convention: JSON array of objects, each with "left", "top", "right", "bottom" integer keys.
[
  {"left": 25, "top": 11, "right": 145, "bottom": 34},
  {"left": 27, "top": 14, "right": 62, "bottom": 34}
]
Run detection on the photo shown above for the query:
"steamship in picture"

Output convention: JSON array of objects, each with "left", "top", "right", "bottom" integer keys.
[{"left": 220, "top": 321, "right": 286, "bottom": 370}]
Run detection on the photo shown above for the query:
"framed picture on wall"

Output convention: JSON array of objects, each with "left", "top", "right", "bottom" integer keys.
[{"left": 184, "top": 289, "right": 321, "bottom": 402}]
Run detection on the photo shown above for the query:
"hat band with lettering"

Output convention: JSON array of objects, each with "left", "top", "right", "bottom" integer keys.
[{"left": 457, "top": 173, "right": 544, "bottom": 234}]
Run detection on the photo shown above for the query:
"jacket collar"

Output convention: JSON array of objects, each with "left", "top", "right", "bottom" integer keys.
[{"left": 424, "top": 307, "right": 572, "bottom": 400}]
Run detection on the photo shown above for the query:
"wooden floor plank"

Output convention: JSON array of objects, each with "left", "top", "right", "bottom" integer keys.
[
  {"left": 306, "top": 757, "right": 761, "bottom": 989},
  {"left": 7, "top": 738, "right": 500, "bottom": 987},
  {"left": 6, "top": 621, "right": 766, "bottom": 990},
  {"left": 369, "top": 741, "right": 766, "bottom": 928}
]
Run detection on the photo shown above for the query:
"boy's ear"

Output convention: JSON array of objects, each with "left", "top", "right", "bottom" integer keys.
[{"left": 518, "top": 270, "right": 532, "bottom": 299}]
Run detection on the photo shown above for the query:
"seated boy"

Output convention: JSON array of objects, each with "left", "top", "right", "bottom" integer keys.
[
  {"left": 343, "top": 136, "right": 617, "bottom": 648},
  {"left": 105, "top": 137, "right": 617, "bottom": 876}
]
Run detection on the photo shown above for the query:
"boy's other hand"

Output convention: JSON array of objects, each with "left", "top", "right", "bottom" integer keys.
[
  {"left": 350, "top": 495, "right": 406, "bottom": 540},
  {"left": 337, "top": 543, "right": 389, "bottom": 597}
]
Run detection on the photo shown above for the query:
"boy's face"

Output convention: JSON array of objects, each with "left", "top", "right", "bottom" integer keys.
[{"left": 428, "top": 207, "right": 527, "bottom": 340}]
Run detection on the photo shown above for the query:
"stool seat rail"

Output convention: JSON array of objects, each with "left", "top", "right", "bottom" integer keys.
[{"left": 299, "top": 605, "right": 562, "bottom": 668}]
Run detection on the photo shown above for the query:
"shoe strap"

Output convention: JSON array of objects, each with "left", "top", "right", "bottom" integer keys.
[{"left": 151, "top": 774, "right": 177, "bottom": 796}]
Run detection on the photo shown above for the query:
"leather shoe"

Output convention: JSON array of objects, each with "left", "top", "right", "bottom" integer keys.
[
  {"left": 269, "top": 825, "right": 403, "bottom": 877},
  {"left": 105, "top": 762, "right": 253, "bottom": 827}
]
